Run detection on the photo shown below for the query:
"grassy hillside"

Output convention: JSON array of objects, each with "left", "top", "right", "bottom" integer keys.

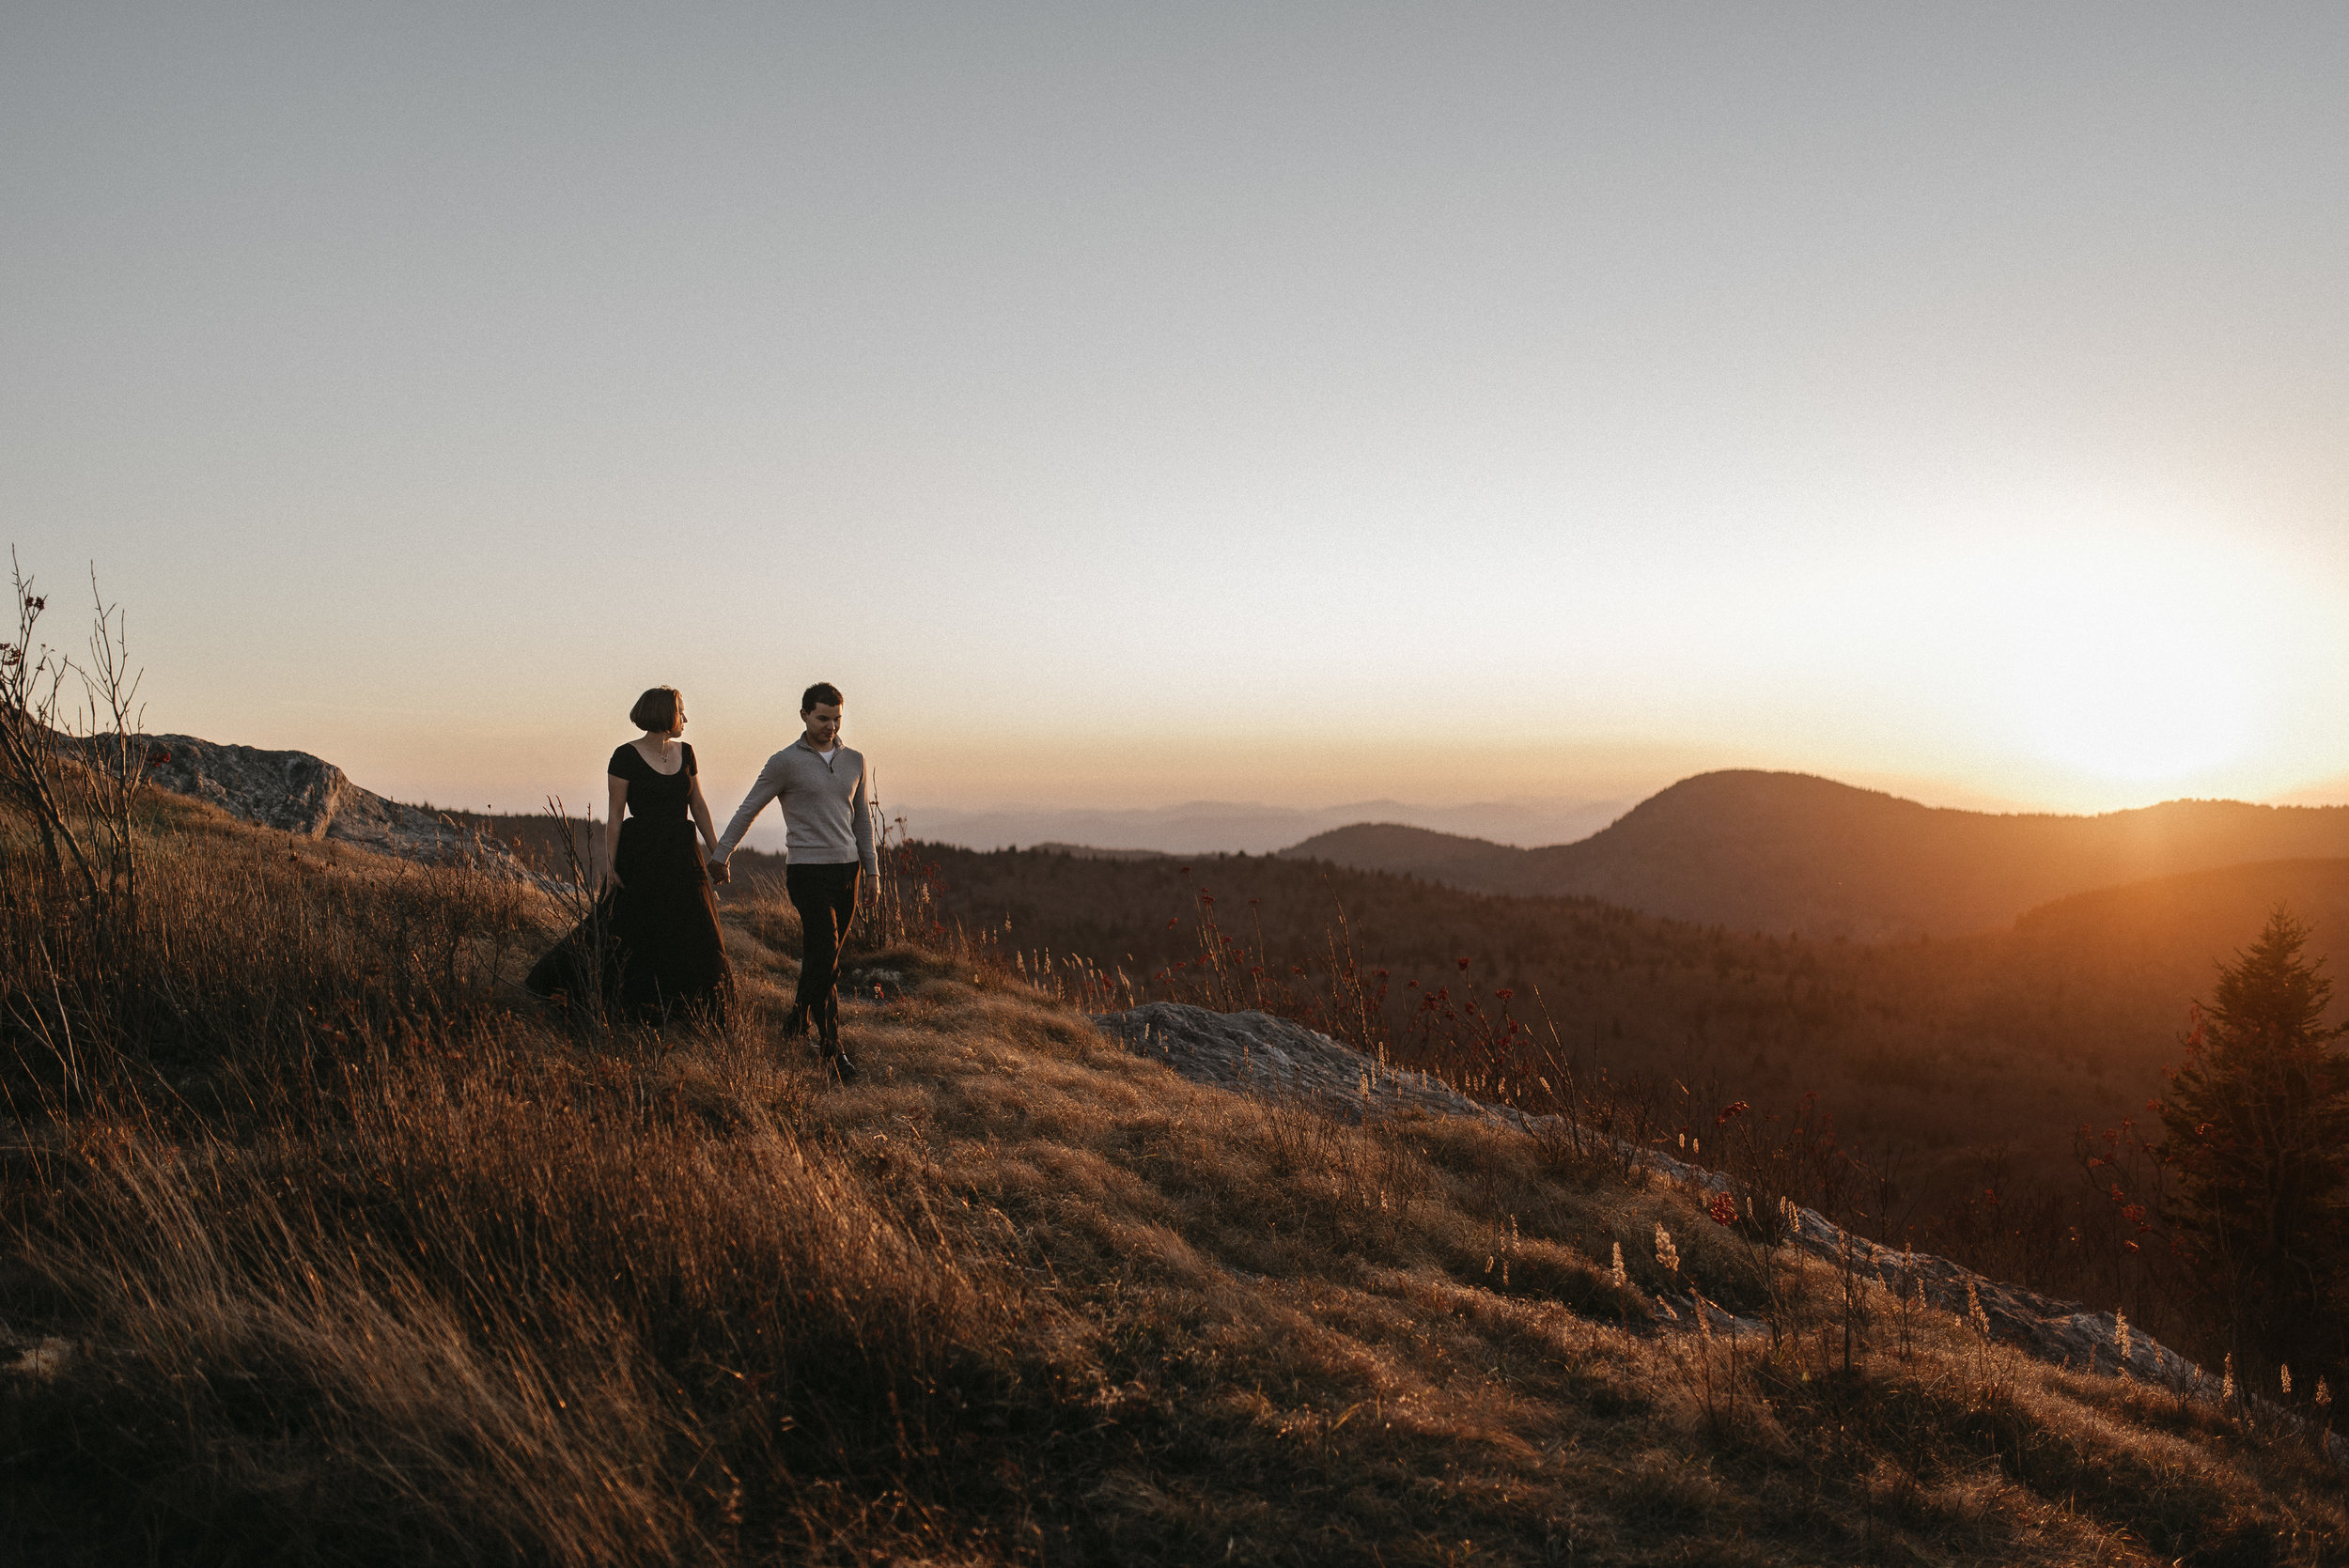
[
  {"left": 1284, "top": 770, "right": 2349, "bottom": 939},
  {"left": 825, "top": 842, "right": 2349, "bottom": 1337},
  {"left": 432, "top": 818, "right": 2349, "bottom": 1257},
  {"left": 5, "top": 796, "right": 2343, "bottom": 1562}
]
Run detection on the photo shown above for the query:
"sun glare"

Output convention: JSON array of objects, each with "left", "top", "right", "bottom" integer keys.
[
  {"left": 2015, "top": 612, "right": 2250, "bottom": 783},
  {"left": 1986, "top": 535, "right": 2270, "bottom": 786}
]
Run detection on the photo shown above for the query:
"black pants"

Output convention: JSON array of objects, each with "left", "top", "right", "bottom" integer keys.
[{"left": 785, "top": 862, "right": 861, "bottom": 1047}]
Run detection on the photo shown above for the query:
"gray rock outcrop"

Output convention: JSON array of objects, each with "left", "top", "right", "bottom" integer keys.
[
  {"left": 1094, "top": 1002, "right": 1502, "bottom": 1124},
  {"left": 132, "top": 734, "right": 523, "bottom": 873}
]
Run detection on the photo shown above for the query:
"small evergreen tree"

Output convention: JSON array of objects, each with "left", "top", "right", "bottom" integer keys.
[{"left": 2158, "top": 906, "right": 2349, "bottom": 1390}]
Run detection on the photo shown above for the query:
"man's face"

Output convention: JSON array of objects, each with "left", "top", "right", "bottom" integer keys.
[{"left": 802, "top": 702, "right": 843, "bottom": 748}]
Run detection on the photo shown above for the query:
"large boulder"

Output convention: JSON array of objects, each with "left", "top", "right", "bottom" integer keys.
[{"left": 134, "top": 733, "right": 521, "bottom": 871}]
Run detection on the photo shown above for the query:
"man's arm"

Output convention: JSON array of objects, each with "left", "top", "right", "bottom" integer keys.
[
  {"left": 711, "top": 752, "right": 790, "bottom": 863},
  {"left": 852, "top": 758, "right": 878, "bottom": 876}
]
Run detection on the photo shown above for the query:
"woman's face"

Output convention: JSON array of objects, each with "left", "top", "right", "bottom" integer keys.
[{"left": 669, "top": 703, "right": 687, "bottom": 737}]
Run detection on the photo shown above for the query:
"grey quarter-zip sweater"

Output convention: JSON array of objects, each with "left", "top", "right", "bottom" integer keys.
[{"left": 712, "top": 738, "right": 878, "bottom": 873}]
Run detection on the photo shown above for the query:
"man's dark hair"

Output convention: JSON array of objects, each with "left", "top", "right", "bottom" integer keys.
[
  {"left": 630, "top": 686, "right": 683, "bottom": 732},
  {"left": 801, "top": 681, "right": 844, "bottom": 713}
]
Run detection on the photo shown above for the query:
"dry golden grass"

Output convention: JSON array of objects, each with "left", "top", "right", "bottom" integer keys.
[{"left": 3, "top": 796, "right": 2344, "bottom": 1565}]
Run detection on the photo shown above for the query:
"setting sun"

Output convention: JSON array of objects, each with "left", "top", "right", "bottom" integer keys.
[
  {"left": 2006, "top": 556, "right": 2262, "bottom": 784},
  {"left": 1906, "top": 522, "right": 2307, "bottom": 792}
]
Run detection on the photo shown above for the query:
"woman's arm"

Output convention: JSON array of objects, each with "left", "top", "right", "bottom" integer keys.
[
  {"left": 604, "top": 773, "right": 629, "bottom": 886},
  {"left": 688, "top": 772, "right": 721, "bottom": 861}
]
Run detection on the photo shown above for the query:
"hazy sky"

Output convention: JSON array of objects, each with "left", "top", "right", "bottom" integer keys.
[{"left": 8, "top": 3, "right": 2347, "bottom": 836}]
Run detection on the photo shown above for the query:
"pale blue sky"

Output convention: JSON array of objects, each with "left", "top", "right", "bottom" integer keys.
[{"left": 8, "top": 3, "right": 2346, "bottom": 837}]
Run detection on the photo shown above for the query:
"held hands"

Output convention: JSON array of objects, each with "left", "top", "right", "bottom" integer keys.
[{"left": 706, "top": 857, "right": 731, "bottom": 887}]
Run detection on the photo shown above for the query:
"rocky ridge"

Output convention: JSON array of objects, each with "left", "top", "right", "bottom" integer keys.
[
  {"left": 1092, "top": 1001, "right": 2346, "bottom": 1464},
  {"left": 132, "top": 734, "right": 526, "bottom": 874}
]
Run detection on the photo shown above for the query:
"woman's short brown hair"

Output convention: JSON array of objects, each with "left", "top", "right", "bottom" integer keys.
[{"left": 629, "top": 686, "right": 682, "bottom": 732}]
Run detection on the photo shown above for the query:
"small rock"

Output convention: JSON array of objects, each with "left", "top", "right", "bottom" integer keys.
[
  {"left": 8, "top": 1337, "right": 73, "bottom": 1377},
  {"left": 844, "top": 968, "right": 907, "bottom": 1001}
]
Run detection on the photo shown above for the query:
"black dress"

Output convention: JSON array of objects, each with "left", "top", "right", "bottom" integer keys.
[{"left": 528, "top": 742, "right": 734, "bottom": 1022}]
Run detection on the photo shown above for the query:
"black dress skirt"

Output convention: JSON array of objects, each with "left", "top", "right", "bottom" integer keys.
[{"left": 528, "top": 742, "right": 735, "bottom": 1022}]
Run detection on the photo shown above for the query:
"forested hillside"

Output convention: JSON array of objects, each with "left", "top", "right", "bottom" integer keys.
[{"left": 769, "top": 843, "right": 2349, "bottom": 1200}]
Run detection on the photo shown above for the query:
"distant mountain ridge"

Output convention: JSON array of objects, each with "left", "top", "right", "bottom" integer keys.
[
  {"left": 1281, "top": 769, "right": 2349, "bottom": 939},
  {"left": 902, "top": 795, "right": 1627, "bottom": 855}
]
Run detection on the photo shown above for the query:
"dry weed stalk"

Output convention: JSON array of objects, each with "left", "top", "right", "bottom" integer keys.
[{"left": 0, "top": 553, "right": 151, "bottom": 907}]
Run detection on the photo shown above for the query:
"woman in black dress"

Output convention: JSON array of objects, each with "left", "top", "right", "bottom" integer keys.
[{"left": 529, "top": 686, "right": 735, "bottom": 1022}]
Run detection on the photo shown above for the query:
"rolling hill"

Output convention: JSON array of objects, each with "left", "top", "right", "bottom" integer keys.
[{"left": 1283, "top": 768, "right": 2349, "bottom": 939}]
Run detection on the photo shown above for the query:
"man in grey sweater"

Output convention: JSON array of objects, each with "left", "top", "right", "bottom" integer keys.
[{"left": 707, "top": 681, "right": 879, "bottom": 1078}]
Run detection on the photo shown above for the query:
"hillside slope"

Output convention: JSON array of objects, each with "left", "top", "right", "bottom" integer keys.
[
  {"left": 879, "top": 844, "right": 2349, "bottom": 1224},
  {"left": 5, "top": 794, "right": 2342, "bottom": 1565},
  {"left": 1284, "top": 769, "right": 2349, "bottom": 939}
]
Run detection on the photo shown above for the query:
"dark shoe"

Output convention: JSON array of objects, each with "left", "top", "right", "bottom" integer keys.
[{"left": 825, "top": 1048, "right": 859, "bottom": 1084}]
